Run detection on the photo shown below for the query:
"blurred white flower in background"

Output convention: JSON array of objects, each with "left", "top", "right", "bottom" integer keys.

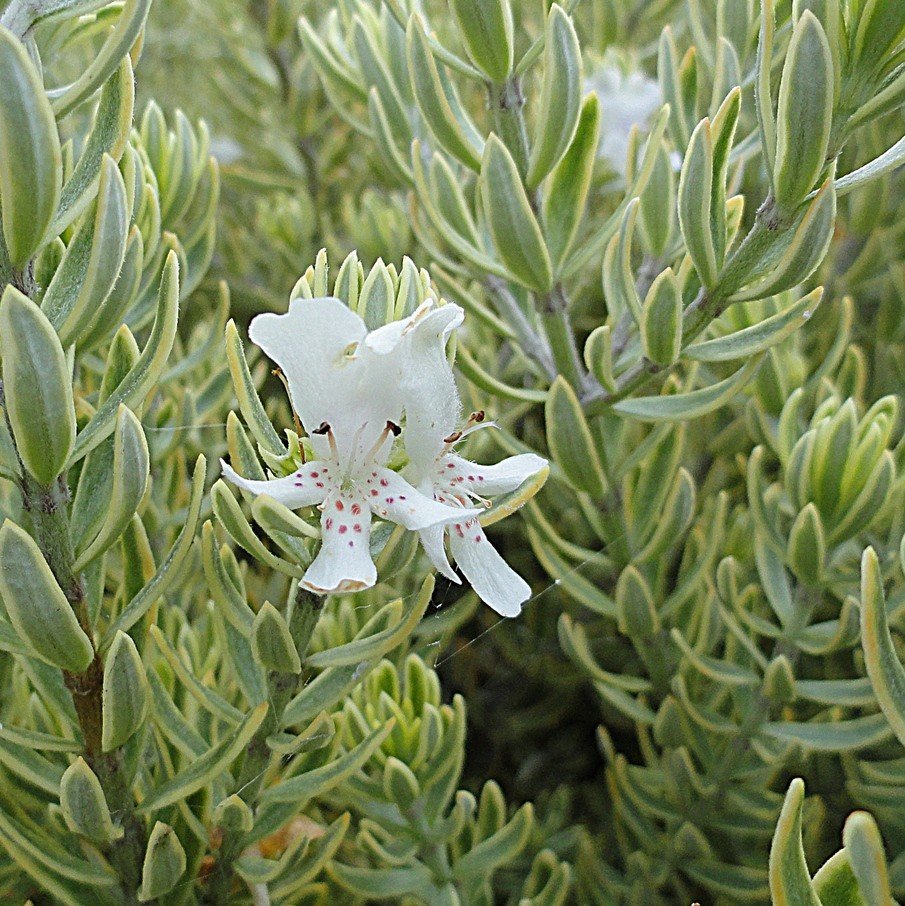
[{"left": 585, "top": 56, "right": 664, "bottom": 177}]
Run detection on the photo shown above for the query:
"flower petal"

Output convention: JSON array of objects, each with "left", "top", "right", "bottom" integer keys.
[
  {"left": 367, "top": 468, "right": 478, "bottom": 530},
  {"left": 301, "top": 490, "right": 376, "bottom": 595},
  {"left": 442, "top": 452, "right": 548, "bottom": 496},
  {"left": 418, "top": 523, "right": 460, "bottom": 584},
  {"left": 220, "top": 459, "right": 330, "bottom": 509},
  {"left": 448, "top": 518, "right": 530, "bottom": 617},
  {"left": 398, "top": 305, "right": 465, "bottom": 474},
  {"left": 363, "top": 300, "right": 433, "bottom": 355},
  {"left": 249, "top": 298, "right": 402, "bottom": 456}
]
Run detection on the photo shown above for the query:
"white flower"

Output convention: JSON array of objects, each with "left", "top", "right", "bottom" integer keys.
[
  {"left": 221, "top": 297, "right": 477, "bottom": 596},
  {"left": 585, "top": 62, "right": 664, "bottom": 176},
  {"left": 401, "top": 314, "right": 548, "bottom": 618}
]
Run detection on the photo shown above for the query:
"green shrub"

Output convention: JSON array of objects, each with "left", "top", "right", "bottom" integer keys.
[{"left": 0, "top": 0, "right": 902, "bottom": 902}]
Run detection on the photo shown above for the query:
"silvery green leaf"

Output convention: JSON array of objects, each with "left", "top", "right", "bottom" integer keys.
[
  {"left": 51, "top": 57, "right": 134, "bottom": 238},
  {"left": 101, "top": 630, "right": 150, "bottom": 751},
  {"left": 641, "top": 267, "right": 682, "bottom": 367},
  {"left": 224, "top": 318, "right": 285, "bottom": 456},
  {"left": 41, "top": 155, "right": 129, "bottom": 347},
  {"left": 50, "top": 0, "right": 152, "bottom": 119},
  {"left": 831, "top": 135, "right": 905, "bottom": 199},
  {"left": 0, "top": 522, "right": 93, "bottom": 673},
  {"left": 138, "top": 822, "right": 186, "bottom": 902},
  {"left": 306, "top": 578, "right": 433, "bottom": 669},
  {"left": 613, "top": 357, "right": 763, "bottom": 423},
  {"left": 480, "top": 136, "right": 552, "bottom": 293},
  {"left": 544, "top": 94, "right": 599, "bottom": 270},
  {"left": 72, "top": 405, "right": 147, "bottom": 572},
  {"left": 0, "top": 25, "right": 62, "bottom": 267},
  {"left": 525, "top": 5, "right": 582, "bottom": 189},
  {"left": 772, "top": 12, "right": 833, "bottom": 212},
  {"left": 0, "top": 286, "right": 75, "bottom": 484},
  {"left": 453, "top": 802, "right": 533, "bottom": 879},
  {"left": 406, "top": 15, "right": 483, "bottom": 171},
  {"left": 211, "top": 480, "right": 304, "bottom": 577},
  {"left": 103, "top": 455, "right": 206, "bottom": 642},
  {"left": 77, "top": 226, "right": 144, "bottom": 351},
  {"left": 602, "top": 198, "right": 643, "bottom": 323},
  {"left": 138, "top": 703, "right": 268, "bottom": 813},
  {"left": 259, "top": 720, "right": 393, "bottom": 806},
  {"left": 859, "top": 547, "right": 905, "bottom": 750},
  {"left": 678, "top": 117, "right": 718, "bottom": 289},
  {"left": 60, "top": 757, "right": 122, "bottom": 843},
  {"left": 448, "top": 0, "right": 513, "bottom": 82},
  {"left": 755, "top": 0, "right": 777, "bottom": 178},
  {"left": 638, "top": 140, "right": 676, "bottom": 259},
  {"left": 686, "top": 287, "right": 824, "bottom": 361},
  {"left": 787, "top": 504, "right": 826, "bottom": 586},
  {"left": 761, "top": 713, "right": 893, "bottom": 751},
  {"left": 69, "top": 250, "right": 179, "bottom": 465},
  {"left": 842, "top": 811, "right": 894, "bottom": 906},
  {"left": 768, "top": 780, "right": 822, "bottom": 906},
  {"left": 727, "top": 179, "right": 836, "bottom": 302},
  {"left": 545, "top": 376, "right": 607, "bottom": 497},
  {"left": 353, "top": 16, "right": 409, "bottom": 142},
  {"left": 583, "top": 324, "right": 616, "bottom": 392},
  {"left": 251, "top": 601, "right": 302, "bottom": 674}
]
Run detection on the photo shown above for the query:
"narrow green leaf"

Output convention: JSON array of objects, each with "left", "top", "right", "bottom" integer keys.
[
  {"left": 51, "top": 56, "right": 134, "bottom": 238},
  {"left": 454, "top": 803, "right": 533, "bottom": 878},
  {"left": 103, "top": 454, "right": 206, "bottom": 643},
  {"left": 602, "top": 199, "right": 643, "bottom": 324},
  {"left": 102, "top": 630, "right": 150, "bottom": 751},
  {"left": 769, "top": 779, "right": 822, "bottom": 906},
  {"left": 641, "top": 267, "right": 683, "bottom": 366},
  {"left": 678, "top": 117, "right": 718, "bottom": 288},
  {"left": 252, "top": 602, "right": 302, "bottom": 674},
  {"left": 0, "top": 286, "right": 75, "bottom": 484},
  {"left": 51, "top": 0, "right": 151, "bottom": 119},
  {"left": 544, "top": 93, "right": 599, "bottom": 269},
  {"left": 259, "top": 721, "right": 392, "bottom": 806},
  {"left": 773, "top": 12, "right": 833, "bottom": 211},
  {"left": 406, "top": 16, "right": 482, "bottom": 170},
  {"left": 73, "top": 405, "right": 148, "bottom": 572},
  {"left": 138, "top": 702, "right": 268, "bottom": 812},
  {"left": 211, "top": 480, "right": 304, "bottom": 577},
  {"left": 545, "top": 376, "right": 607, "bottom": 496},
  {"left": 0, "top": 521, "right": 93, "bottom": 673},
  {"left": 612, "top": 356, "right": 763, "bottom": 422},
  {"left": 687, "top": 287, "right": 824, "bottom": 361},
  {"left": 281, "top": 663, "right": 372, "bottom": 729},
  {"left": 526, "top": 5, "right": 582, "bottom": 188},
  {"left": 842, "top": 811, "right": 894, "bottom": 906},
  {"left": 60, "top": 757, "right": 122, "bottom": 843},
  {"left": 859, "top": 547, "right": 905, "bottom": 750},
  {"left": 762, "top": 714, "right": 893, "bottom": 752},
  {"left": 448, "top": 0, "right": 513, "bottom": 82},
  {"left": 139, "top": 822, "right": 186, "bottom": 901},
  {"left": 481, "top": 135, "right": 552, "bottom": 292},
  {"left": 43, "top": 154, "right": 129, "bottom": 348},
  {"left": 0, "top": 25, "right": 62, "bottom": 266},
  {"left": 831, "top": 135, "right": 905, "bottom": 199},
  {"left": 305, "top": 577, "right": 433, "bottom": 669},
  {"left": 69, "top": 250, "right": 180, "bottom": 465}
]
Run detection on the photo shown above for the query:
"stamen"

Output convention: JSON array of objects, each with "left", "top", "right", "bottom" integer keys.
[
  {"left": 361, "top": 420, "right": 401, "bottom": 467},
  {"left": 312, "top": 422, "right": 339, "bottom": 461}
]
